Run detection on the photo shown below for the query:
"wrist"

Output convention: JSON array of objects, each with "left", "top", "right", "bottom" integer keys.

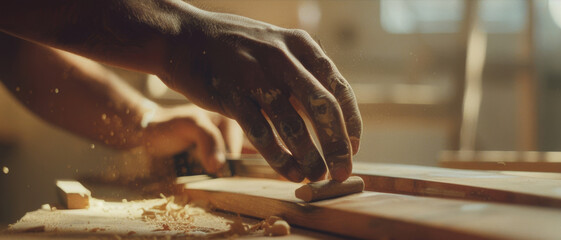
[{"left": 158, "top": 1, "right": 210, "bottom": 83}]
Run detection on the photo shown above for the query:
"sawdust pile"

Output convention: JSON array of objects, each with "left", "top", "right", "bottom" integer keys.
[
  {"left": 141, "top": 195, "right": 291, "bottom": 238},
  {"left": 8, "top": 194, "right": 290, "bottom": 239},
  {"left": 141, "top": 195, "right": 231, "bottom": 237}
]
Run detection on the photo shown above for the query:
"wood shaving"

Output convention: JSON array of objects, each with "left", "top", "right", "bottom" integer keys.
[
  {"left": 258, "top": 216, "right": 291, "bottom": 236},
  {"left": 139, "top": 195, "right": 232, "bottom": 237},
  {"left": 9, "top": 194, "right": 291, "bottom": 238},
  {"left": 264, "top": 220, "right": 291, "bottom": 236}
]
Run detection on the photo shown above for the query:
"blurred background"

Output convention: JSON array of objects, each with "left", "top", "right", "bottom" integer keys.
[{"left": 2, "top": 0, "right": 561, "bottom": 225}]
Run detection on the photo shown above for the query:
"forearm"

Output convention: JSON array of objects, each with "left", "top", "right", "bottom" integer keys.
[
  {"left": 0, "top": 0, "right": 363, "bottom": 182},
  {"left": 0, "top": 34, "right": 156, "bottom": 149},
  {"left": 0, "top": 0, "right": 202, "bottom": 77}
]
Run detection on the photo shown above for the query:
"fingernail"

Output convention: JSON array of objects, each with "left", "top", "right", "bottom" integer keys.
[{"left": 287, "top": 168, "right": 304, "bottom": 182}]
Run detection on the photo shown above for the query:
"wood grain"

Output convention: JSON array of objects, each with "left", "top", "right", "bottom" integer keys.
[
  {"left": 228, "top": 158, "right": 561, "bottom": 207},
  {"left": 439, "top": 151, "right": 561, "bottom": 172},
  {"left": 353, "top": 163, "right": 561, "bottom": 208},
  {"left": 180, "top": 177, "right": 561, "bottom": 240},
  {"left": 440, "top": 161, "right": 561, "bottom": 172}
]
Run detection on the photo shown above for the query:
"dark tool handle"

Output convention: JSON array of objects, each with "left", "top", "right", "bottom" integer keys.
[{"left": 173, "top": 149, "right": 234, "bottom": 177}]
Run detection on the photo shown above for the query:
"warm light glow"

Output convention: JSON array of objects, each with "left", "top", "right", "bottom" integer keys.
[{"left": 298, "top": 0, "right": 321, "bottom": 30}]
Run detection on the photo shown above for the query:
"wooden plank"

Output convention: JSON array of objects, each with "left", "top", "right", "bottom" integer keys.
[
  {"left": 439, "top": 151, "right": 561, "bottom": 172},
  {"left": 352, "top": 163, "right": 561, "bottom": 208},
  {"left": 5, "top": 197, "right": 341, "bottom": 240},
  {"left": 228, "top": 159, "right": 561, "bottom": 207},
  {"left": 56, "top": 180, "right": 91, "bottom": 209},
  {"left": 439, "top": 161, "right": 561, "bottom": 172},
  {"left": 180, "top": 177, "right": 561, "bottom": 240}
]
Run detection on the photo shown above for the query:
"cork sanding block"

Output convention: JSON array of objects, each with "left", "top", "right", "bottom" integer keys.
[{"left": 295, "top": 176, "right": 365, "bottom": 202}]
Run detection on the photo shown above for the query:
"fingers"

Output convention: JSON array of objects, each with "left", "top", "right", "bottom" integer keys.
[
  {"left": 230, "top": 98, "right": 305, "bottom": 182},
  {"left": 258, "top": 92, "right": 327, "bottom": 181},
  {"left": 247, "top": 38, "right": 353, "bottom": 182},
  {"left": 143, "top": 113, "right": 226, "bottom": 174},
  {"left": 293, "top": 85, "right": 353, "bottom": 182},
  {"left": 185, "top": 117, "right": 227, "bottom": 174},
  {"left": 286, "top": 30, "right": 363, "bottom": 155}
]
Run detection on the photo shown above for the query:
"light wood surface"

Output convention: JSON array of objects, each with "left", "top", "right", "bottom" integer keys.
[
  {"left": 3, "top": 197, "right": 341, "bottom": 240},
  {"left": 228, "top": 159, "right": 561, "bottom": 207},
  {"left": 180, "top": 177, "right": 561, "bottom": 240},
  {"left": 353, "top": 163, "right": 561, "bottom": 208}
]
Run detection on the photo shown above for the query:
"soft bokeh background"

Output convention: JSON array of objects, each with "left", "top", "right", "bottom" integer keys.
[{"left": 2, "top": 0, "right": 561, "bottom": 225}]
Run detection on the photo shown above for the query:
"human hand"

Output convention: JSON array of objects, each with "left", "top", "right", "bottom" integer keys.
[
  {"left": 160, "top": 7, "right": 362, "bottom": 182},
  {"left": 142, "top": 104, "right": 244, "bottom": 174},
  {"left": 0, "top": 0, "right": 359, "bottom": 181}
]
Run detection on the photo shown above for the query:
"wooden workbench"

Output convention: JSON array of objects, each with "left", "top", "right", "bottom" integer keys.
[
  {"left": 3, "top": 163, "right": 561, "bottom": 239},
  {"left": 2, "top": 197, "right": 342, "bottom": 239}
]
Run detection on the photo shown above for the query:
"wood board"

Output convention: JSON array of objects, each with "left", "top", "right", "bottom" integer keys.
[
  {"left": 4, "top": 197, "right": 341, "bottom": 240},
  {"left": 438, "top": 150, "right": 561, "bottom": 172},
  {"left": 180, "top": 177, "right": 561, "bottom": 240},
  {"left": 353, "top": 163, "right": 561, "bottom": 208},
  {"left": 228, "top": 158, "right": 561, "bottom": 207}
]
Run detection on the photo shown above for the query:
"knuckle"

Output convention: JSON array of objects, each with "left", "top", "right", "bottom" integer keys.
[
  {"left": 316, "top": 56, "right": 335, "bottom": 73},
  {"left": 279, "top": 117, "right": 305, "bottom": 140},
  {"left": 308, "top": 93, "right": 337, "bottom": 117},
  {"left": 288, "top": 28, "right": 313, "bottom": 42},
  {"left": 251, "top": 88, "right": 283, "bottom": 107},
  {"left": 245, "top": 121, "right": 272, "bottom": 147},
  {"left": 328, "top": 76, "right": 349, "bottom": 95},
  {"left": 336, "top": 82, "right": 356, "bottom": 104}
]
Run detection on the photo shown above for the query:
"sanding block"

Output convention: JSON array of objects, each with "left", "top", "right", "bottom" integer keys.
[{"left": 295, "top": 176, "right": 365, "bottom": 202}]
